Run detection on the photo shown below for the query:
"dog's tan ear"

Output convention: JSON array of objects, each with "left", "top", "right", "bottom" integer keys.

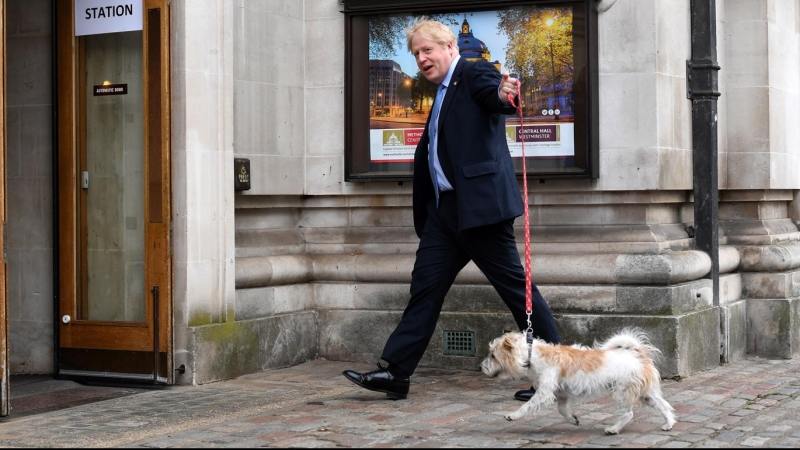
[{"left": 502, "top": 335, "right": 515, "bottom": 353}]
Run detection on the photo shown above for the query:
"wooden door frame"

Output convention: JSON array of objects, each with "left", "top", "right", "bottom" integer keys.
[{"left": 55, "top": 0, "right": 172, "bottom": 382}]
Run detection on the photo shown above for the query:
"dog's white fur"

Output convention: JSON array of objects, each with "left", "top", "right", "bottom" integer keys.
[{"left": 480, "top": 328, "right": 676, "bottom": 435}]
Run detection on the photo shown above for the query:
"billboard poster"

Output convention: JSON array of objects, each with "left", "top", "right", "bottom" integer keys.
[{"left": 367, "top": 6, "right": 576, "bottom": 165}]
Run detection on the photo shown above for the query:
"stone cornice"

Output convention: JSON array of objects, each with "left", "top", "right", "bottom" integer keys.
[{"left": 235, "top": 251, "right": 715, "bottom": 288}]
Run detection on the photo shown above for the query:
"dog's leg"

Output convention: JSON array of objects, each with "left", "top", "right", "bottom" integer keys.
[
  {"left": 556, "top": 392, "right": 579, "bottom": 426},
  {"left": 504, "top": 371, "right": 558, "bottom": 421},
  {"left": 604, "top": 408, "right": 633, "bottom": 435},
  {"left": 604, "top": 389, "right": 636, "bottom": 435},
  {"left": 643, "top": 389, "right": 677, "bottom": 431},
  {"left": 505, "top": 387, "right": 556, "bottom": 421}
]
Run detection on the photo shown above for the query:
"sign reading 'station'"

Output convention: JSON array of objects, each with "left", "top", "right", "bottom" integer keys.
[{"left": 75, "top": 0, "right": 143, "bottom": 36}]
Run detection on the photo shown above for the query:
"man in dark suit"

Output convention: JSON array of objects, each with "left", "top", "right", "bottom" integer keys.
[{"left": 343, "top": 17, "right": 560, "bottom": 401}]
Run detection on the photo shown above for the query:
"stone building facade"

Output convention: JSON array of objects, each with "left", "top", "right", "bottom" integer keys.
[{"left": 3, "top": 0, "right": 800, "bottom": 403}]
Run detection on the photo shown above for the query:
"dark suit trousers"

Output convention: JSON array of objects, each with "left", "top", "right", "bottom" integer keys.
[{"left": 381, "top": 191, "right": 561, "bottom": 377}]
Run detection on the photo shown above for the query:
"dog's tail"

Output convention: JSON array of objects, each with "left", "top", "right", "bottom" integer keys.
[{"left": 598, "top": 327, "right": 661, "bottom": 362}]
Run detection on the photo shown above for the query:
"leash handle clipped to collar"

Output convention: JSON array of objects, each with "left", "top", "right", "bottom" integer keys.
[{"left": 507, "top": 79, "right": 534, "bottom": 341}]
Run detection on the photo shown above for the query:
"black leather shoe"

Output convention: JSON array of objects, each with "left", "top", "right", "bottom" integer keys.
[
  {"left": 343, "top": 363, "right": 410, "bottom": 400},
  {"left": 514, "top": 387, "right": 536, "bottom": 401}
]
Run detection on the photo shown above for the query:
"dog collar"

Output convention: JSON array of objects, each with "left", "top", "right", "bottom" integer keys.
[{"left": 523, "top": 330, "right": 534, "bottom": 368}]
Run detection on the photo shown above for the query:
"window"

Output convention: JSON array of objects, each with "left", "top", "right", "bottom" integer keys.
[{"left": 343, "top": 0, "right": 599, "bottom": 181}]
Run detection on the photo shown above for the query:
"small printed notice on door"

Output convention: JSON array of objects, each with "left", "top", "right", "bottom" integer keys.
[
  {"left": 93, "top": 84, "right": 128, "bottom": 96},
  {"left": 75, "top": 0, "right": 143, "bottom": 36}
]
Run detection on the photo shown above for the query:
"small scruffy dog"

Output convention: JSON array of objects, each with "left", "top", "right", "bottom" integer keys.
[{"left": 480, "top": 328, "right": 676, "bottom": 435}]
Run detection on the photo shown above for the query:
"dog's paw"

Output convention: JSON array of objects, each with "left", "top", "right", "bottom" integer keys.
[
  {"left": 661, "top": 422, "right": 675, "bottom": 431},
  {"left": 604, "top": 428, "right": 620, "bottom": 435},
  {"left": 572, "top": 415, "right": 580, "bottom": 426},
  {"left": 504, "top": 411, "right": 524, "bottom": 421}
]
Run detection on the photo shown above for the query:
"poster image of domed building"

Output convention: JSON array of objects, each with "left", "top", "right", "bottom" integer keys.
[{"left": 366, "top": 6, "right": 577, "bottom": 166}]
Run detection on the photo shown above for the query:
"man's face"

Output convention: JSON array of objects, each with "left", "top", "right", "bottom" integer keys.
[{"left": 411, "top": 34, "right": 456, "bottom": 85}]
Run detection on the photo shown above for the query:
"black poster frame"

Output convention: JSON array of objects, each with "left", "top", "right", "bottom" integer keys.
[{"left": 344, "top": 0, "right": 599, "bottom": 182}]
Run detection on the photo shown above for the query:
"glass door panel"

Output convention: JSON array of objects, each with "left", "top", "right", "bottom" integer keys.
[{"left": 79, "top": 31, "right": 145, "bottom": 323}]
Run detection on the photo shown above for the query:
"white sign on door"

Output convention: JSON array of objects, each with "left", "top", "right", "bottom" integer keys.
[{"left": 75, "top": 0, "right": 143, "bottom": 36}]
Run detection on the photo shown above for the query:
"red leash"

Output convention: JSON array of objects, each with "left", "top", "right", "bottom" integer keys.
[{"left": 507, "top": 80, "right": 534, "bottom": 339}]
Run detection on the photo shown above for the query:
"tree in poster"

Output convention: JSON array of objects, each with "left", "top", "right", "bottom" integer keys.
[
  {"left": 368, "top": 14, "right": 460, "bottom": 60},
  {"left": 410, "top": 71, "right": 437, "bottom": 113},
  {"left": 369, "top": 16, "right": 412, "bottom": 59},
  {"left": 497, "top": 7, "right": 573, "bottom": 112}
]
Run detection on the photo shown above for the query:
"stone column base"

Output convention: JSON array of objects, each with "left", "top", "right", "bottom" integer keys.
[{"left": 746, "top": 298, "right": 800, "bottom": 359}]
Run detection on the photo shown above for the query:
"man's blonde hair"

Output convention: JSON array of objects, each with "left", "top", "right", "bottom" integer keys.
[{"left": 405, "top": 17, "right": 459, "bottom": 53}]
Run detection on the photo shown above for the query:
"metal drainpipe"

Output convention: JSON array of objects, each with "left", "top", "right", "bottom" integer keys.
[{"left": 687, "top": 1, "right": 723, "bottom": 361}]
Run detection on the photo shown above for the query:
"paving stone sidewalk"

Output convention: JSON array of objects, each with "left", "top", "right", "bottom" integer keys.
[{"left": 1, "top": 356, "right": 800, "bottom": 448}]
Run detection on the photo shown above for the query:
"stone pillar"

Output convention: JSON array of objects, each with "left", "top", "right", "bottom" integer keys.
[
  {"left": 722, "top": 0, "right": 800, "bottom": 359},
  {"left": 171, "top": 0, "right": 237, "bottom": 384}
]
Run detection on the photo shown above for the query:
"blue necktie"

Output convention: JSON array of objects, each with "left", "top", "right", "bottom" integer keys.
[{"left": 429, "top": 84, "right": 446, "bottom": 204}]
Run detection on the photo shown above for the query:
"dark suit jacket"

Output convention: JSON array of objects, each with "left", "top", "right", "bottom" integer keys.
[{"left": 412, "top": 58, "right": 524, "bottom": 237}]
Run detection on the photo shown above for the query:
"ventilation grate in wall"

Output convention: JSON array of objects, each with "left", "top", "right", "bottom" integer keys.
[{"left": 443, "top": 331, "right": 476, "bottom": 356}]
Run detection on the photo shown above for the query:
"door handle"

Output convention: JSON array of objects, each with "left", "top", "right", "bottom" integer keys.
[
  {"left": 62, "top": 315, "right": 71, "bottom": 324},
  {"left": 82, "top": 171, "right": 89, "bottom": 189}
]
